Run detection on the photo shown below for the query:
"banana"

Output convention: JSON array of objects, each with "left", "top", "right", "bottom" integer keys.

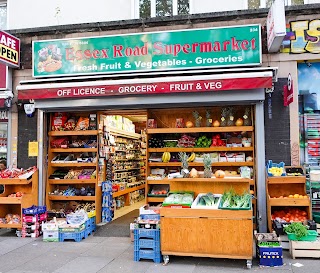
[
  {"left": 187, "top": 152, "right": 196, "bottom": 162},
  {"left": 162, "top": 152, "right": 171, "bottom": 163}
]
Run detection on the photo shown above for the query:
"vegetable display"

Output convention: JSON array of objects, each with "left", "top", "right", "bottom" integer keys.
[
  {"left": 219, "top": 189, "right": 251, "bottom": 209},
  {"left": 196, "top": 193, "right": 221, "bottom": 207},
  {"left": 195, "top": 135, "right": 212, "bottom": 148},
  {"left": 283, "top": 222, "right": 308, "bottom": 239},
  {"left": 271, "top": 208, "right": 308, "bottom": 222},
  {"left": 162, "top": 192, "right": 194, "bottom": 207}
]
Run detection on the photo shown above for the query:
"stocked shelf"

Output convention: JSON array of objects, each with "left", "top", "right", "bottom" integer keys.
[
  {"left": 148, "top": 147, "right": 253, "bottom": 152},
  {"left": 148, "top": 162, "right": 254, "bottom": 167},
  {"left": 50, "top": 162, "right": 97, "bottom": 167},
  {"left": 148, "top": 178, "right": 254, "bottom": 184},
  {"left": 47, "top": 115, "right": 102, "bottom": 224},
  {"left": 50, "top": 148, "right": 98, "bottom": 153},
  {"left": 104, "top": 127, "right": 141, "bottom": 139},
  {"left": 112, "top": 184, "right": 145, "bottom": 198},
  {"left": 147, "top": 126, "right": 253, "bottom": 134},
  {"left": 48, "top": 179, "right": 97, "bottom": 184},
  {"left": 114, "top": 168, "right": 140, "bottom": 172},
  {"left": 48, "top": 195, "right": 96, "bottom": 201},
  {"left": 49, "top": 130, "right": 98, "bottom": 136}
]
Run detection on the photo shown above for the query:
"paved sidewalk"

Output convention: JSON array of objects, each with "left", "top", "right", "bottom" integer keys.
[{"left": 0, "top": 233, "right": 319, "bottom": 273}]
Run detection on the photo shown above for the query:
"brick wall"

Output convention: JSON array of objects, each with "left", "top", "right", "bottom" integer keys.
[
  {"left": 17, "top": 109, "right": 38, "bottom": 168},
  {"left": 264, "top": 78, "right": 291, "bottom": 165}
]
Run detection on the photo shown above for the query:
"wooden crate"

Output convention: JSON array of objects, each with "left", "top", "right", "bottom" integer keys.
[{"left": 290, "top": 239, "right": 320, "bottom": 259}]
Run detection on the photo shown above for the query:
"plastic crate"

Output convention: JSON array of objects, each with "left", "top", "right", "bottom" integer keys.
[
  {"left": 43, "top": 230, "right": 59, "bottom": 242},
  {"left": 134, "top": 239, "right": 160, "bottom": 251},
  {"left": 313, "top": 212, "right": 320, "bottom": 224},
  {"left": 22, "top": 214, "right": 38, "bottom": 223},
  {"left": 257, "top": 246, "right": 283, "bottom": 267},
  {"left": 140, "top": 214, "right": 160, "bottom": 220},
  {"left": 59, "top": 230, "right": 86, "bottom": 242},
  {"left": 59, "top": 223, "right": 86, "bottom": 233},
  {"left": 134, "top": 229, "right": 160, "bottom": 240},
  {"left": 287, "top": 230, "right": 318, "bottom": 241},
  {"left": 134, "top": 249, "right": 162, "bottom": 263}
]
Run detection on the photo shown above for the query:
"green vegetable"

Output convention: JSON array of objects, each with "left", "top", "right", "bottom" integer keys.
[
  {"left": 283, "top": 222, "right": 308, "bottom": 239},
  {"left": 221, "top": 189, "right": 251, "bottom": 209}
]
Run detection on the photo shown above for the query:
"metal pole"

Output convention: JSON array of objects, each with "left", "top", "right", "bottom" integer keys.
[
  {"left": 255, "top": 101, "right": 267, "bottom": 232},
  {"left": 37, "top": 110, "right": 45, "bottom": 205}
]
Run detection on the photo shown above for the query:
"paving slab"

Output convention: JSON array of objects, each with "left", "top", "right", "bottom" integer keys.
[
  {"left": 146, "top": 262, "right": 196, "bottom": 273},
  {"left": 12, "top": 251, "right": 78, "bottom": 273},
  {"left": 4, "top": 270, "right": 50, "bottom": 273},
  {"left": 10, "top": 240, "right": 59, "bottom": 255},
  {"left": 97, "top": 258, "right": 152, "bottom": 273},
  {"left": 53, "top": 256, "right": 110, "bottom": 273},
  {"left": 0, "top": 238, "right": 35, "bottom": 255},
  {"left": 52, "top": 242, "right": 98, "bottom": 254}
]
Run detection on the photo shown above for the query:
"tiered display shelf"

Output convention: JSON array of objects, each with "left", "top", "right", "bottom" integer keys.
[
  {"left": 46, "top": 129, "right": 102, "bottom": 223},
  {"left": 146, "top": 107, "right": 255, "bottom": 267},
  {"left": 0, "top": 170, "right": 38, "bottom": 229},
  {"left": 266, "top": 168, "right": 311, "bottom": 232}
]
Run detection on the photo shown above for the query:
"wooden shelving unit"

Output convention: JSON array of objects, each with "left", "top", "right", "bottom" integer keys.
[
  {"left": 46, "top": 122, "right": 102, "bottom": 223},
  {"left": 266, "top": 169, "right": 311, "bottom": 232},
  {"left": 146, "top": 107, "right": 255, "bottom": 266},
  {"left": 0, "top": 170, "right": 38, "bottom": 229}
]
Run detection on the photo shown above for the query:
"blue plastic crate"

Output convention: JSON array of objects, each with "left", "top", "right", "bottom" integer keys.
[
  {"left": 86, "top": 217, "right": 96, "bottom": 229},
  {"left": 134, "top": 229, "right": 160, "bottom": 240},
  {"left": 134, "top": 239, "right": 160, "bottom": 251},
  {"left": 134, "top": 249, "right": 162, "bottom": 263},
  {"left": 59, "top": 230, "right": 86, "bottom": 242},
  {"left": 257, "top": 246, "right": 283, "bottom": 267},
  {"left": 140, "top": 214, "right": 160, "bottom": 220}
]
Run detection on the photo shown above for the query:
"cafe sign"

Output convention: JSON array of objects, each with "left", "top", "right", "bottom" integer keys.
[
  {"left": 33, "top": 24, "right": 262, "bottom": 77},
  {"left": 0, "top": 30, "right": 20, "bottom": 68}
]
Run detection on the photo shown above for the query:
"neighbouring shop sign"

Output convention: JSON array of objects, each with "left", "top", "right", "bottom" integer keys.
[
  {"left": 267, "top": 0, "right": 286, "bottom": 53},
  {"left": 281, "top": 19, "right": 320, "bottom": 53},
  {"left": 0, "top": 30, "right": 20, "bottom": 68},
  {"left": 18, "top": 76, "right": 272, "bottom": 100},
  {"left": 33, "top": 25, "right": 262, "bottom": 77},
  {"left": 283, "top": 73, "right": 293, "bottom": 106}
]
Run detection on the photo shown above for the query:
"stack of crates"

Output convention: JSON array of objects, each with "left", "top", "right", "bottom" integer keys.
[
  {"left": 85, "top": 216, "right": 96, "bottom": 237},
  {"left": 102, "top": 181, "right": 114, "bottom": 223},
  {"left": 134, "top": 213, "right": 162, "bottom": 263},
  {"left": 42, "top": 220, "right": 61, "bottom": 242},
  {"left": 22, "top": 205, "right": 47, "bottom": 238},
  {"left": 58, "top": 222, "right": 86, "bottom": 242}
]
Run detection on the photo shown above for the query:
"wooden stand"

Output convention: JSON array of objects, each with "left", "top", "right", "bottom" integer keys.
[
  {"left": 0, "top": 170, "right": 38, "bottom": 229},
  {"left": 46, "top": 129, "right": 102, "bottom": 223},
  {"left": 147, "top": 107, "right": 255, "bottom": 268},
  {"left": 266, "top": 169, "right": 311, "bottom": 232}
]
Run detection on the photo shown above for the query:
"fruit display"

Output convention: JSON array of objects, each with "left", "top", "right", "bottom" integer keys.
[
  {"left": 0, "top": 166, "right": 37, "bottom": 179},
  {"left": 163, "top": 140, "right": 178, "bottom": 147},
  {"left": 0, "top": 214, "right": 21, "bottom": 224},
  {"left": 189, "top": 168, "right": 199, "bottom": 178},
  {"left": 268, "top": 167, "right": 285, "bottom": 177},
  {"left": 210, "top": 134, "right": 226, "bottom": 147},
  {"left": 192, "top": 193, "right": 221, "bottom": 209},
  {"left": 162, "top": 152, "right": 171, "bottom": 163},
  {"left": 271, "top": 194, "right": 308, "bottom": 199},
  {"left": 177, "top": 134, "right": 196, "bottom": 148},
  {"left": 195, "top": 135, "right": 211, "bottom": 148},
  {"left": 187, "top": 152, "right": 196, "bottom": 162},
  {"left": 219, "top": 189, "right": 251, "bottom": 209},
  {"left": 271, "top": 208, "right": 308, "bottom": 222},
  {"left": 148, "top": 137, "right": 164, "bottom": 148},
  {"left": 215, "top": 170, "right": 225, "bottom": 178},
  {"left": 8, "top": 191, "right": 24, "bottom": 197},
  {"left": 148, "top": 185, "right": 169, "bottom": 197},
  {"left": 49, "top": 186, "right": 95, "bottom": 196}
]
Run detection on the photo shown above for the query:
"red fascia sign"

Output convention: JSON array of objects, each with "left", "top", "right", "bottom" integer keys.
[
  {"left": 0, "top": 30, "right": 20, "bottom": 68},
  {"left": 283, "top": 73, "right": 293, "bottom": 106},
  {"left": 18, "top": 76, "right": 272, "bottom": 100}
]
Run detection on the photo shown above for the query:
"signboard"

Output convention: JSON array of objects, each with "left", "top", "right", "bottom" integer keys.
[
  {"left": 284, "top": 73, "right": 293, "bottom": 106},
  {"left": 18, "top": 75, "right": 272, "bottom": 100},
  {"left": 267, "top": 0, "right": 286, "bottom": 53},
  {"left": 33, "top": 25, "right": 262, "bottom": 77},
  {"left": 0, "top": 30, "right": 20, "bottom": 68},
  {"left": 0, "top": 110, "right": 8, "bottom": 121}
]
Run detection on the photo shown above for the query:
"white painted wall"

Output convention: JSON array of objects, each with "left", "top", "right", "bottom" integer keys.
[
  {"left": 191, "top": 0, "right": 246, "bottom": 13},
  {"left": 306, "top": 0, "right": 320, "bottom": 3},
  {"left": 7, "top": 0, "right": 133, "bottom": 29}
]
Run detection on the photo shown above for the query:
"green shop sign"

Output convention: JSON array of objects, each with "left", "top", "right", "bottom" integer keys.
[{"left": 33, "top": 25, "right": 262, "bottom": 77}]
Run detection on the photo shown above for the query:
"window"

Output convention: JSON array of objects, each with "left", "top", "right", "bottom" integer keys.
[
  {"left": 248, "top": 0, "right": 306, "bottom": 9},
  {"left": 0, "top": 3, "right": 6, "bottom": 30},
  {"left": 138, "top": 0, "right": 190, "bottom": 18}
]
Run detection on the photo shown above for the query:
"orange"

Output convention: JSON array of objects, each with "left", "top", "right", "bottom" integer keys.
[
  {"left": 303, "top": 195, "right": 308, "bottom": 199},
  {"left": 293, "top": 194, "right": 300, "bottom": 198},
  {"left": 289, "top": 195, "right": 294, "bottom": 198}
]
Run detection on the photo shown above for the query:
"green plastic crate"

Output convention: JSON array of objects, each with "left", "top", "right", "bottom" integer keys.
[
  {"left": 313, "top": 212, "right": 320, "bottom": 224},
  {"left": 287, "top": 230, "right": 318, "bottom": 241}
]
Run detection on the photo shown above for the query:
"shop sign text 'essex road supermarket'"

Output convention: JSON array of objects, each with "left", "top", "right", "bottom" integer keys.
[
  {"left": 17, "top": 77, "right": 272, "bottom": 100},
  {"left": 32, "top": 25, "right": 262, "bottom": 77}
]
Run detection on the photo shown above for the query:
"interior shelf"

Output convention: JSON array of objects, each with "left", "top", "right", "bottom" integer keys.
[
  {"left": 48, "top": 195, "right": 96, "bottom": 201},
  {"left": 49, "top": 130, "right": 98, "bottom": 136},
  {"left": 50, "top": 162, "right": 97, "bottom": 167},
  {"left": 112, "top": 184, "right": 145, "bottom": 198},
  {"left": 147, "top": 126, "right": 253, "bottom": 134},
  {"left": 48, "top": 179, "right": 97, "bottom": 184},
  {"left": 0, "top": 197, "right": 22, "bottom": 204},
  {"left": 148, "top": 162, "right": 254, "bottom": 167},
  {"left": 50, "top": 148, "right": 98, "bottom": 153}
]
